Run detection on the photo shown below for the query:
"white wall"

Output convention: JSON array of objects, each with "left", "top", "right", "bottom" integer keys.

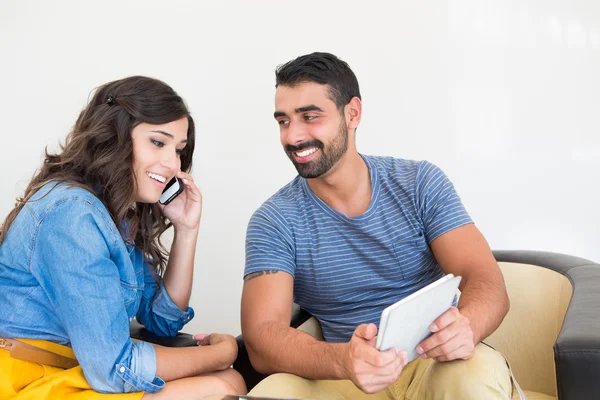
[{"left": 1, "top": 0, "right": 598, "bottom": 336}]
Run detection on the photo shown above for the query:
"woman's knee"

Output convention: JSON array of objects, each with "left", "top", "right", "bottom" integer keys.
[
  {"left": 216, "top": 368, "right": 247, "bottom": 394},
  {"left": 142, "top": 375, "right": 238, "bottom": 400},
  {"left": 249, "top": 373, "right": 315, "bottom": 397}
]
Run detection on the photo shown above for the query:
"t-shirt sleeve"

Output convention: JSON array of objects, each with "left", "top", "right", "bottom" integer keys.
[
  {"left": 244, "top": 203, "right": 296, "bottom": 278},
  {"left": 415, "top": 161, "right": 473, "bottom": 243}
]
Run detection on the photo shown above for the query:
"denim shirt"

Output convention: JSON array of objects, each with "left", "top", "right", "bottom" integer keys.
[{"left": 0, "top": 182, "right": 194, "bottom": 394}]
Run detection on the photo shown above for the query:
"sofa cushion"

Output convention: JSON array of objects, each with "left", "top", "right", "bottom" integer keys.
[{"left": 486, "top": 262, "right": 572, "bottom": 397}]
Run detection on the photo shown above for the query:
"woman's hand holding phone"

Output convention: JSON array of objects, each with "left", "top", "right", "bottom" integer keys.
[{"left": 158, "top": 171, "right": 202, "bottom": 232}]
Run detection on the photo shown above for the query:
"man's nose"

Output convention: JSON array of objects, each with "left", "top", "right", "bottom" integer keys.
[{"left": 285, "top": 121, "right": 308, "bottom": 147}]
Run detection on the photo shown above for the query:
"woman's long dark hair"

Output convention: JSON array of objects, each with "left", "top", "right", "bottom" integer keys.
[{"left": 0, "top": 76, "right": 195, "bottom": 276}]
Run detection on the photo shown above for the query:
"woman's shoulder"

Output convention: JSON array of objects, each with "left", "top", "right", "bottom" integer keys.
[{"left": 26, "top": 181, "right": 110, "bottom": 222}]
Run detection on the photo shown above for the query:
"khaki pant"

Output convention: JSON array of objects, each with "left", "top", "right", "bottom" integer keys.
[{"left": 249, "top": 343, "right": 512, "bottom": 400}]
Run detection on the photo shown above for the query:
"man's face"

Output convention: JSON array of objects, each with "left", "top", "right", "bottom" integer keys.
[{"left": 274, "top": 82, "right": 348, "bottom": 179}]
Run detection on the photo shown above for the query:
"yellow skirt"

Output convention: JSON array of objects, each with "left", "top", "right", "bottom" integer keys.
[{"left": 0, "top": 339, "right": 144, "bottom": 400}]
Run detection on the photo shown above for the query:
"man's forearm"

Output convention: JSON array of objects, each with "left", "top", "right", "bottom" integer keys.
[
  {"left": 247, "top": 321, "right": 348, "bottom": 380},
  {"left": 457, "top": 273, "right": 510, "bottom": 344}
]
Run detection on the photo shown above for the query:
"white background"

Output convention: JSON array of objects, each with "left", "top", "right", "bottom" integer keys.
[{"left": 1, "top": 0, "right": 598, "bottom": 336}]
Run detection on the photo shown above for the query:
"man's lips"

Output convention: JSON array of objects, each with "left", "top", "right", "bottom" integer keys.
[
  {"left": 293, "top": 147, "right": 320, "bottom": 163},
  {"left": 286, "top": 141, "right": 323, "bottom": 164}
]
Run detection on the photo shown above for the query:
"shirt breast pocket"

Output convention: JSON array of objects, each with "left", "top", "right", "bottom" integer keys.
[{"left": 392, "top": 232, "right": 430, "bottom": 280}]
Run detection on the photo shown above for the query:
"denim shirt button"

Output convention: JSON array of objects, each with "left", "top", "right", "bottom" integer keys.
[
  {"left": 119, "top": 366, "right": 125, "bottom": 373},
  {"left": 129, "top": 317, "right": 133, "bottom": 322}
]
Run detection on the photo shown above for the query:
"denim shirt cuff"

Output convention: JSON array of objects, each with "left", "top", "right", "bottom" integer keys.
[
  {"left": 152, "top": 283, "right": 195, "bottom": 326},
  {"left": 116, "top": 341, "right": 165, "bottom": 393}
]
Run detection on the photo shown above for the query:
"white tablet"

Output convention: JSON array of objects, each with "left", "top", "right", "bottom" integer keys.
[{"left": 375, "top": 274, "right": 462, "bottom": 361}]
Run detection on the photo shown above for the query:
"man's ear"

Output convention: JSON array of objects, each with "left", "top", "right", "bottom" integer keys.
[{"left": 345, "top": 96, "right": 362, "bottom": 131}]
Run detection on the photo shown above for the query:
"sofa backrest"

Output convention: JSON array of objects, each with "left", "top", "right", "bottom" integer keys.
[{"left": 485, "top": 262, "right": 573, "bottom": 397}]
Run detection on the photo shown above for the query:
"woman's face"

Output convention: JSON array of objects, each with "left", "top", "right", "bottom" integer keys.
[{"left": 131, "top": 117, "right": 189, "bottom": 203}]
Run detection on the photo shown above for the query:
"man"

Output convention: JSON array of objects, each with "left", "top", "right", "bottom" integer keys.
[{"left": 241, "top": 52, "right": 512, "bottom": 399}]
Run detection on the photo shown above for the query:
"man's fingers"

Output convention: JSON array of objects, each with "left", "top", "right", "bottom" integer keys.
[
  {"left": 434, "top": 344, "right": 474, "bottom": 362},
  {"left": 429, "top": 306, "right": 460, "bottom": 333},
  {"left": 423, "top": 335, "right": 463, "bottom": 359},
  {"left": 374, "top": 351, "right": 407, "bottom": 376},
  {"left": 355, "top": 353, "right": 408, "bottom": 393},
  {"left": 417, "top": 322, "right": 460, "bottom": 355},
  {"left": 357, "top": 377, "right": 396, "bottom": 394},
  {"left": 354, "top": 323, "right": 378, "bottom": 342},
  {"left": 364, "top": 347, "right": 397, "bottom": 368}
]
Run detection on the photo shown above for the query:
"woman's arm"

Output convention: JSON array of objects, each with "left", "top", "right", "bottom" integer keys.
[
  {"left": 162, "top": 228, "right": 198, "bottom": 309},
  {"left": 31, "top": 197, "right": 165, "bottom": 394},
  {"left": 161, "top": 171, "right": 202, "bottom": 310},
  {"left": 153, "top": 333, "right": 238, "bottom": 381}
]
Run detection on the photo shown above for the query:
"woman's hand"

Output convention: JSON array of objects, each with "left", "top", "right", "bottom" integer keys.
[
  {"left": 194, "top": 333, "right": 239, "bottom": 370},
  {"left": 159, "top": 171, "right": 202, "bottom": 233}
]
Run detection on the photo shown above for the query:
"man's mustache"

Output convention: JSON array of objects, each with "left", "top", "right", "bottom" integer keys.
[{"left": 285, "top": 140, "right": 324, "bottom": 152}]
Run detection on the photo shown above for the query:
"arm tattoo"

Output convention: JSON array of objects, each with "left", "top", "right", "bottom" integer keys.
[{"left": 244, "top": 270, "right": 279, "bottom": 282}]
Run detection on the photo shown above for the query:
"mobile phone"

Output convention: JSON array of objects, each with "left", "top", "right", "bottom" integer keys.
[{"left": 159, "top": 177, "right": 184, "bottom": 205}]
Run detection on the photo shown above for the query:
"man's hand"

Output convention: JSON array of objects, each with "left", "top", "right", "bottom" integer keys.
[
  {"left": 194, "top": 333, "right": 238, "bottom": 370},
  {"left": 416, "top": 306, "right": 475, "bottom": 362},
  {"left": 342, "top": 323, "right": 408, "bottom": 394}
]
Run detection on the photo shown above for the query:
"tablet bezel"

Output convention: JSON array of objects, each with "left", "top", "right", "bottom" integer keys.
[{"left": 375, "top": 274, "right": 462, "bottom": 358}]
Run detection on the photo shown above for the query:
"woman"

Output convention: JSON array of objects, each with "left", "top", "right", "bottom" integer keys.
[{"left": 0, "top": 76, "right": 246, "bottom": 399}]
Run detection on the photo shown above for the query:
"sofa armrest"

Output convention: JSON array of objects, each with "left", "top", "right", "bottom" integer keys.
[
  {"left": 234, "top": 303, "right": 313, "bottom": 391},
  {"left": 553, "top": 265, "right": 600, "bottom": 400},
  {"left": 129, "top": 320, "right": 198, "bottom": 347},
  {"left": 493, "top": 250, "right": 600, "bottom": 400}
]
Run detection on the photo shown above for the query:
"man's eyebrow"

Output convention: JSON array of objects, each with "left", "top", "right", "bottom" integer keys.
[
  {"left": 295, "top": 105, "right": 324, "bottom": 113},
  {"left": 150, "top": 130, "right": 187, "bottom": 143},
  {"left": 273, "top": 105, "right": 324, "bottom": 119}
]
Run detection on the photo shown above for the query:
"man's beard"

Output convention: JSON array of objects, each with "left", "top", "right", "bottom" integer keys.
[{"left": 285, "top": 121, "right": 348, "bottom": 179}]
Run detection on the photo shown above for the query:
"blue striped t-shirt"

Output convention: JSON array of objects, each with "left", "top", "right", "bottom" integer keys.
[{"left": 244, "top": 155, "right": 472, "bottom": 342}]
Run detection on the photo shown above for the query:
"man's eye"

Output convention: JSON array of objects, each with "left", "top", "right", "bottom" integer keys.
[
  {"left": 304, "top": 115, "right": 317, "bottom": 121},
  {"left": 151, "top": 139, "right": 164, "bottom": 147},
  {"left": 278, "top": 120, "right": 289, "bottom": 126}
]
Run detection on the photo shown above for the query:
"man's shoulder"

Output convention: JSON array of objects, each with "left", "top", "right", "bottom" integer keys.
[
  {"left": 365, "top": 154, "right": 424, "bottom": 170},
  {"left": 251, "top": 176, "right": 306, "bottom": 222},
  {"left": 365, "top": 154, "right": 433, "bottom": 182}
]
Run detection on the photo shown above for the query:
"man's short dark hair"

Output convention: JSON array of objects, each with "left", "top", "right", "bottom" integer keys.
[{"left": 275, "top": 52, "right": 361, "bottom": 110}]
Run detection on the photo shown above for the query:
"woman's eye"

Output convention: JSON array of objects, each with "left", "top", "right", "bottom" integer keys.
[
  {"left": 176, "top": 148, "right": 184, "bottom": 156},
  {"left": 151, "top": 139, "right": 164, "bottom": 147}
]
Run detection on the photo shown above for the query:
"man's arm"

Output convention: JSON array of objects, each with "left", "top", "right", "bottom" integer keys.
[
  {"left": 417, "top": 223, "right": 509, "bottom": 361},
  {"left": 240, "top": 271, "right": 407, "bottom": 393},
  {"left": 432, "top": 223, "right": 509, "bottom": 343},
  {"left": 241, "top": 270, "right": 346, "bottom": 378}
]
